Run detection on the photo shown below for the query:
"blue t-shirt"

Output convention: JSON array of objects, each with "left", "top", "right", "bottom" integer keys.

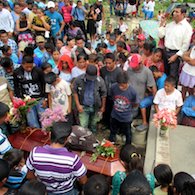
[
  {"left": 156, "top": 73, "right": 167, "bottom": 90},
  {"left": 71, "top": 6, "right": 86, "bottom": 21},
  {"left": 107, "top": 43, "right": 116, "bottom": 53},
  {"left": 45, "top": 11, "right": 63, "bottom": 36},
  {"left": 111, "top": 83, "right": 139, "bottom": 122}
]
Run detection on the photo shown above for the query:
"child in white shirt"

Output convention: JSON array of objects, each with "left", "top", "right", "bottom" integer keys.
[{"left": 153, "top": 76, "right": 183, "bottom": 115}]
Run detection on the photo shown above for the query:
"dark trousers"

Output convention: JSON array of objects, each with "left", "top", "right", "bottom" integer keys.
[
  {"left": 109, "top": 117, "right": 131, "bottom": 144},
  {"left": 102, "top": 97, "right": 113, "bottom": 129},
  {"left": 164, "top": 49, "right": 180, "bottom": 86},
  {"left": 75, "top": 20, "right": 87, "bottom": 41}
]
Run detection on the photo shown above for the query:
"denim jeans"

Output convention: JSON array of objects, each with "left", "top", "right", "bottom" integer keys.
[
  {"left": 79, "top": 106, "right": 101, "bottom": 133},
  {"left": 110, "top": 2, "right": 115, "bottom": 15},
  {"left": 140, "top": 96, "right": 154, "bottom": 109},
  {"left": 26, "top": 98, "right": 45, "bottom": 128},
  {"left": 48, "top": 188, "right": 78, "bottom": 195}
]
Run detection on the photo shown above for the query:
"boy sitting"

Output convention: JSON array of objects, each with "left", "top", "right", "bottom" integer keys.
[
  {"left": 153, "top": 76, "right": 183, "bottom": 115},
  {"left": 0, "top": 159, "right": 10, "bottom": 194}
]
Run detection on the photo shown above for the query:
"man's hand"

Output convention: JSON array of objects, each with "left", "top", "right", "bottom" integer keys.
[
  {"left": 42, "top": 100, "right": 48, "bottom": 108},
  {"left": 77, "top": 104, "right": 83, "bottom": 113},
  {"left": 56, "top": 31, "right": 61, "bottom": 36},
  {"left": 168, "top": 54, "right": 178, "bottom": 64},
  {"left": 192, "top": 107, "right": 195, "bottom": 111}
]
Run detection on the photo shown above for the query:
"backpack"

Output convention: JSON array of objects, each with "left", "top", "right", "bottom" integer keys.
[{"left": 68, "top": 126, "right": 98, "bottom": 152}]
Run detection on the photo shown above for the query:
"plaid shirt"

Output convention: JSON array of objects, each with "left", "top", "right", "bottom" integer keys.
[{"left": 0, "top": 39, "right": 18, "bottom": 55}]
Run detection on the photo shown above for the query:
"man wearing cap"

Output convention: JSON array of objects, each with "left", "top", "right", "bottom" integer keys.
[
  {"left": 158, "top": 5, "right": 193, "bottom": 85},
  {"left": 127, "top": 54, "right": 156, "bottom": 127},
  {"left": 73, "top": 65, "right": 107, "bottom": 133},
  {"left": 45, "top": 1, "right": 65, "bottom": 39},
  {"left": 34, "top": 36, "right": 47, "bottom": 61},
  {"left": 26, "top": 121, "right": 87, "bottom": 194}
]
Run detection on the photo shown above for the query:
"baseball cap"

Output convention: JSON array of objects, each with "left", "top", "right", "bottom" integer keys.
[
  {"left": 129, "top": 54, "right": 142, "bottom": 68},
  {"left": 86, "top": 65, "right": 97, "bottom": 81},
  {"left": 51, "top": 121, "right": 72, "bottom": 140},
  {"left": 98, "top": 0, "right": 102, "bottom": 2},
  {"left": 137, "top": 34, "right": 145, "bottom": 41},
  {"left": 47, "top": 1, "right": 55, "bottom": 8},
  {"left": 36, "top": 36, "right": 45, "bottom": 43}
]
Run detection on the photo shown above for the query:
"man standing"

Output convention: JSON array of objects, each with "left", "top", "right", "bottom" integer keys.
[
  {"left": 73, "top": 65, "right": 107, "bottom": 133},
  {"left": 93, "top": 0, "right": 104, "bottom": 36},
  {"left": 0, "top": 1, "right": 14, "bottom": 37},
  {"left": 45, "top": 1, "right": 65, "bottom": 39},
  {"left": 26, "top": 121, "right": 87, "bottom": 194},
  {"left": 158, "top": 5, "right": 193, "bottom": 85},
  {"left": 71, "top": 0, "right": 87, "bottom": 40},
  {"left": 13, "top": 55, "right": 45, "bottom": 128}
]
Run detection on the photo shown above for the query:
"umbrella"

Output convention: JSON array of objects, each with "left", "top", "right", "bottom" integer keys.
[{"left": 140, "top": 20, "right": 159, "bottom": 40}]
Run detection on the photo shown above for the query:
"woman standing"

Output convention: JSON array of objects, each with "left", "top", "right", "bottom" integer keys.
[
  {"left": 16, "top": 12, "right": 34, "bottom": 44},
  {"left": 87, "top": 5, "right": 97, "bottom": 42},
  {"left": 31, "top": 8, "right": 51, "bottom": 37}
]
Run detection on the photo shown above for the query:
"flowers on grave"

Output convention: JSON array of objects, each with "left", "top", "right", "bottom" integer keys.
[
  {"left": 40, "top": 106, "right": 66, "bottom": 131},
  {"left": 153, "top": 108, "right": 177, "bottom": 131},
  {"left": 91, "top": 139, "right": 116, "bottom": 162},
  {"left": 9, "top": 96, "right": 39, "bottom": 128}
]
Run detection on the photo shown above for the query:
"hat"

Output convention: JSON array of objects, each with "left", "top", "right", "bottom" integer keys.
[
  {"left": 36, "top": 36, "right": 45, "bottom": 43},
  {"left": 137, "top": 34, "right": 145, "bottom": 41},
  {"left": 86, "top": 65, "right": 97, "bottom": 81},
  {"left": 18, "top": 41, "right": 28, "bottom": 52},
  {"left": 51, "top": 121, "right": 72, "bottom": 140},
  {"left": 47, "top": 1, "right": 55, "bottom": 8},
  {"left": 26, "top": 0, "right": 34, "bottom": 4},
  {"left": 98, "top": 0, "right": 102, "bottom": 2},
  {"left": 129, "top": 54, "right": 142, "bottom": 68}
]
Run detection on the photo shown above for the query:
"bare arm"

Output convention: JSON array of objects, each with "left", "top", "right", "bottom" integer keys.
[
  {"left": 175, "top": 106, "right": 181, "bottom": 116},
  {"left": 100, "top": 96, "right": 106, "bottom": 113},
  {"left": 27, "top": 170, "right": 36, "bottom": 180},
  {"left": 73, "top": 93, "right": 83, "bottom": 113},
  {"left": 78, "top": 175, "right": 88, "bottom": 185},
  {"left": 67, "top": 95, "right": 72, "bottom": 113},
  {"left": 40, "top": 16, "right": 51, "bottom": 31},
  {"left": 154, "top": 104, "right": 159, "bottom": 113},
  {"left": 32, "top": 24, "right": 47, "bottom": 31}
]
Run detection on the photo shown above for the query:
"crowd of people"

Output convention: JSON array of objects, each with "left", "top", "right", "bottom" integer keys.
[{"left": 0, "top": 0, "right": 195, "bottom": 194}]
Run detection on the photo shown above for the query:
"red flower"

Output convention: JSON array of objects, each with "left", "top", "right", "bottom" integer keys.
[
  {"left": 13, "top": 98, "right": 26, "bottom": 109},
  {"left": 102, "top": 140, "right": 114, "bottom": 147}
]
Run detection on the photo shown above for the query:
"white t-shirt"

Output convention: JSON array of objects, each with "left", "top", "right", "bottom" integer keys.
[
  {"left": 153, "top": 88, "right": 183, "bottom": 111},
  {"left": 148, "top": 0, "right": 155, "bottom": 12},
  {"left": 0, "top": 8, "right": 14, "bottom": 32},
  {"left": 118, "top": 23, "right": 128, "bottom": 33},
  {"left": 182, "top": 46, "right": 195, "bottom": 76},
  {"left": 48, "top": 79, "right": 72, "bottom": 115}
]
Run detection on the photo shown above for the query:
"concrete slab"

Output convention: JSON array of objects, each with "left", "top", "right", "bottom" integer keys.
[{"left": 144, "top": 124, "right": 195, "bottom": 175}]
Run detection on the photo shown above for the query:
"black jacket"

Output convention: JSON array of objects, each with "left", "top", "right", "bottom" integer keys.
[{"left": 13, "top": 66, "right": 45, "bottom": 98}]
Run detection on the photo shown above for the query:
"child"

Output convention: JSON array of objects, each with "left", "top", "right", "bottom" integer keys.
[
  {"left": 3, "top": 149, "right": 27, "bottom": 189},
  {"left": 45, "top": 72, "right": 72, "bottom": 116},
  {"left": 58, "top": 54, "right": 74, "bottom": 83},
  {"left": 83, "top": 174, "right": 110, "bottom": 195},
  {"left": 71, "top": 54, "right": 88, "bottom": 79},
  {"left": 112, "top": 144, "right": 144, "bottom": 195},
  {"left": 139, "top": 65, "right": 167, "bottom": 128},
  {"left": 179, "top": 32, "right": 195, "bottom": 100},
  {"left": 137, "top": 34, "right": 146, "bottom": 55},
  {"left": 118, "top": 17, "right": 128, "bottom": 34},
  {"left": 17, "top": 180, "right": 47, "bottom": 195},
  {"left": 142, "top": 42, "right": 155, "bottom": 66},
  {"left": 153, "top": 76, "right": 183, "bottom": 115},
  {"left": 144, "top": 48, "right": 164, "bottom": 72},
  {"left": 109, "top": 71, "right": 139, "bottom": 144},
  {"left": 0, "top": 159, "right": 11, "bottom": 194},
  {"left": 154, "top": 164, "right": 173, "bottom": 195},
  {"left": 0, "top": 102, "right": 12, "bottom": 157},
  {"left": 41, "top": 62, "right": 53, "bottom": 75}
]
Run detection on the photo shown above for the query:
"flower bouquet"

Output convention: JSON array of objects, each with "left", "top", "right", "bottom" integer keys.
[
  {"left": 91, "top": 139, "right": 116, "bottom": 162},
  {"left": 40, "top": 106, "right": 66, "bottom": 131},
  {"left": 9, "top": 96, "right": 39, "bottom": 132},
  {"left": 153, "top": 108, "right": 177, "bottom": 136}
]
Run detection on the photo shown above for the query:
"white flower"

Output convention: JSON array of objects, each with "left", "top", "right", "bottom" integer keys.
[{"left": 24, "top": 95, "right": 31, "bottom": 101}]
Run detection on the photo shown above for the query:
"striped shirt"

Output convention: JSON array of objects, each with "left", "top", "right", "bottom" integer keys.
[
  {"left": 0, "top": 129, "right": 12, "bottom": 158},
  {"left": 26, "top": 145, "right": 87, "bottom": 194}
]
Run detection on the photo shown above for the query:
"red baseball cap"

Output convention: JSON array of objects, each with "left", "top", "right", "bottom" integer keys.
[
  {"left": 137, "top": 34, "right": 146, "bottom": 41},
  {"left": 129, "top": 54, "right": 142, "bottom": 68}
]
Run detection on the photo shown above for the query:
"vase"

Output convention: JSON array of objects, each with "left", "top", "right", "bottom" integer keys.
[{"left": 160, "top": 125, "right": 168, "bottom": 137}]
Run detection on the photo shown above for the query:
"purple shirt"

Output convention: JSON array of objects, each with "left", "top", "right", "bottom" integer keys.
[{"left": 26, "top": 145, "right": 87, "bottom": 193}]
